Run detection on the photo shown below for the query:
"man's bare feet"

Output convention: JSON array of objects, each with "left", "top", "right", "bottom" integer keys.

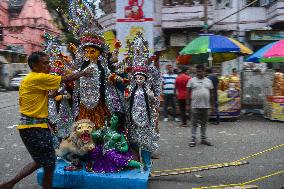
[{"left": 0, "top": 182, "right": 15, "bottom": 189}]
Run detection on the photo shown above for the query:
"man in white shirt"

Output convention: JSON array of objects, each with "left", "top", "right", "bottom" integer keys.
[{"left": 187, "top": 64, "right": 214, "bottom": 147}]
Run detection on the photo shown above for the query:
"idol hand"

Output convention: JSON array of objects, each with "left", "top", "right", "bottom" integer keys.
[{"left": 82, "top": 66, "right": 94, "bottom": 76}]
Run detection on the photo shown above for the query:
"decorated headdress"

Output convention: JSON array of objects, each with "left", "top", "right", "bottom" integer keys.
[
  {"left": 127, "top": 32, "right": 150, "bottom": 78},
  {"left": 66, "top": 0, "right": 106, "bottom": 52},
  {"left": 125, "top": 32, "right": 162, "bottom": 98}
]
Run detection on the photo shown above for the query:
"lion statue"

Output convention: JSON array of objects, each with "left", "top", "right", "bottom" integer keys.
[{"left": 56, "top": 119, "right": 95, "bottom": 168}]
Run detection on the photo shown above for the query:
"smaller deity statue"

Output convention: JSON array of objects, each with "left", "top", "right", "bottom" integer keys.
[
  {"left": 43, "top": 33, "right": 75, "bottom": 147},
  {"left": 48, "top": 59, "right": 75, "bottom": 143},
  {"left": 124, "top": 32, "right": 160, "bottom": 168},
  {"left": 89, "top": 114, "right": 143, "bottom": 173}
]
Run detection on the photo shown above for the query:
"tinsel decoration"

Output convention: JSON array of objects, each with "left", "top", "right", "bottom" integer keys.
[
  {"left": 42, "top": 32, "right": 72, "bottom": 75},
  {"left": 42, "top": 32, "right": 62, "bottom": 64},
  {"left": 126, "top": 32, "right": 150, "bottom": 72},
  {"left": 43, "top": 32, "right": 75, "bottom": 145},
  {"left": 125, "top": 32, "right": 161, "bottom": 153},
  {"left": 66, "top": 0, "right": 107, "bottom": 51},
  {"left": 126, "top": 32, "right": 162, "bottom": 96}
]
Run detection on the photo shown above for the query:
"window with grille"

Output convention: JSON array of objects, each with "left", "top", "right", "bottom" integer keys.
[
  {"left": 216, "top": 0, "right": 232, "bottom": 9},
  {"left": 248, "top": 0, "right": 276, "bottom": 7},
  {"left": 246, "top": 0, "right": 261, "bottom": 7},
  {"left": 163, "top": 0, "right": 197, "bottom": 6}
]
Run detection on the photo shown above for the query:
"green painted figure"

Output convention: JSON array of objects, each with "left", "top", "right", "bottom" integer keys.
[{"left": 90, "top": 114, "right": 143, "bottom": 172}]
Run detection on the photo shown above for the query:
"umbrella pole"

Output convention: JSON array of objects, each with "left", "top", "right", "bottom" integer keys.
[{"left": 208, "top": 52, "right": 213, "bottom": 67}]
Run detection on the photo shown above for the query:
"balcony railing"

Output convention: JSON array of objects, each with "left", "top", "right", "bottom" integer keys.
[
  {"left": 163, "top": 0, "right": 202, "bottom": 6},
  {"left": 267, "top": 0, "right": 284, "bottom": 26}
]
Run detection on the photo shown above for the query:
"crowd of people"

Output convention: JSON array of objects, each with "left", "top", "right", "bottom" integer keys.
[{"left": 162, "top": 64, "right": 227, "bottom": 147}]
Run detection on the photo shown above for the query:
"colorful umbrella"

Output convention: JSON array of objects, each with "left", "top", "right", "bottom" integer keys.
[
  {"left": 246, "top": 39, "right": 284, "bottom": 63},
  {"left": 178, "top": 34, "right": 253, "bottom": 65}
]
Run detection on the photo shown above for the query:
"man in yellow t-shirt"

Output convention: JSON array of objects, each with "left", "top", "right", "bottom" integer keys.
[{"left": 0, "top": 52, "right": 92, "bottom": 189}]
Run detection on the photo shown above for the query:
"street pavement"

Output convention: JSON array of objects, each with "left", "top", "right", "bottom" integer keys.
[{"left": 0, "top": 91, "right": 283, "bottom": 189}]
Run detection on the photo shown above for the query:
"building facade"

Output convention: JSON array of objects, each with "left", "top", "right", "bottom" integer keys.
[
  {"left": 0, "top": 1, "right": 9, "bottom": 48},
  {"left": 98, "top": 0, "right": 284, "bottom": 67},
  {"left": 0, "top": 0, "right": 59, "bottom": 88},
  {"left": 0, "top": 0, "right": 60, "bottom": 55}
]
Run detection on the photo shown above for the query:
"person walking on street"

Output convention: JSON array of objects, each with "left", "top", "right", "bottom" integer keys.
[
  {"left": 187, "top": 64, "right": 214, "bottom": 147},
  {"left": 162, "top": 64, "right": 180, "bottom": 122},
  {"left": 206, "top": 67, "right": 220, "bottom": 125},
  {"left": 175, "top": 67, "right": 191, "bottom": 127},
  {"left": 0, "top": 52, "right": 92, "bottom": 189}
]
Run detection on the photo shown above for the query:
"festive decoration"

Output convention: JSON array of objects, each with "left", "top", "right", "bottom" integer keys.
[
  {"left": 46, "top": 0, "right": 162, "bottom": 176},
  {"left": 90, "top": 114, "right": 143, "bottom": 173},
  {"left": 66, "top": 0, "right": 107, "bottom": 52},
  {"left": 66, "top": 0, "right": 126, "bottom": 128},
  {"left": 179, "top": 34, "right": 252, "bottom": 64},
  {"left": 43, "top": 32, "right": 75, "bottom": 148},
  {"left": 125, "top": 33, "right": 161, "bottom": 167}
]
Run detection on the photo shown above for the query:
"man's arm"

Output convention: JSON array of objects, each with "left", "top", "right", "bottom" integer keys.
[
  {"left": 61, "top": 67, "right": 93, "bottom": 83},
  {"left": 188, "top": 88, "right": 192, "bottom": 95},
  {"left": 174, "top": 78, "right": 177, "bottom": 96},
  {"left": 188, "top": 88, "right": 192, "bottom": 107},
  {"left": 209, "top": 79, "right": 215, "bottom": 111},
  {"left": 210, "top": 89, "right": 215, "bottom": 109},
  {"left": 161, "top": 75, "right": 164, "bottom": 93}
]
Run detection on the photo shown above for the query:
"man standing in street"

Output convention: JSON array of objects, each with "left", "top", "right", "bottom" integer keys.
[
  {"left": 206, "top": 67, "right": 220, "bottom": 125},
  {"left": 0, "top": 52, "right": 92, "bottom": 189},
  {"left": 175, "top": 67, "right": 191, "bottom": 127},
  {"left": 187, "top": 64, "right": 214, "bottom": 147},
  {"left": 162, "top": 64, "right": 180, "bottom": 122}
]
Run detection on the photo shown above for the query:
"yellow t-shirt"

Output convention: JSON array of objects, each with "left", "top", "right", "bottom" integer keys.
[{"left": 18, "top": 72, "right": 61, "bottom": 129}]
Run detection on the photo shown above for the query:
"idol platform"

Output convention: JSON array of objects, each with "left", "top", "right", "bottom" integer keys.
[{"left": 37, "top": 160, "right": 150, "bottom": 189}]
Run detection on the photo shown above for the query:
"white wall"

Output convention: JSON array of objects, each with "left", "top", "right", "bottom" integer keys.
[
  {"left": 267, "top": 1, "right": 284, "bottom": 25},
  {"left": 212, "top": 0, "right": 267, "bottom": 32}
]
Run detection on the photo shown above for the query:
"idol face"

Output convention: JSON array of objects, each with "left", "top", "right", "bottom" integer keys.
[
  {"left": 134, "top": 74, "right": 146, "bottom": 86},
  {"left": 84, "top": 46, "right": 101, "bottom": 61}
]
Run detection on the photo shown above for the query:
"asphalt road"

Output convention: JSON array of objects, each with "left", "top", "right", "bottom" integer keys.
[{"left": 0, "top": 91, "right": 283, "bottom": 189}]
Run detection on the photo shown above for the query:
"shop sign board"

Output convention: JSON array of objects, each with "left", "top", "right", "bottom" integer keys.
[{"left": 250, "top": 31, "right": 284, "bottom": 41}]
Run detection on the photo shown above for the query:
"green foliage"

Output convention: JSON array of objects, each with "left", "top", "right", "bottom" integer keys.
[{"left": 43, "top": 0, "right": 77, "bottom": 44}]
